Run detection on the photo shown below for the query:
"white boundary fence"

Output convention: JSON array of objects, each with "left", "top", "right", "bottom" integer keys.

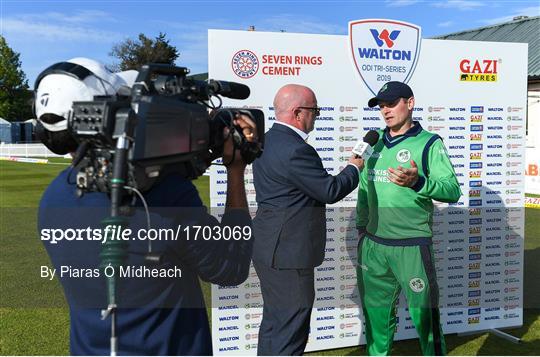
[{"left": 0, "top": 143, "right": 69, "bottom": 158}]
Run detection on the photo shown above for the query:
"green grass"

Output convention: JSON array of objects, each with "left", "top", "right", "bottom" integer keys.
[
  {"left": 1, "top": 159, "right": 539, "bottom": 355},
  {"left": 0, "top": 159, "right": 211, "bottom": 354}
]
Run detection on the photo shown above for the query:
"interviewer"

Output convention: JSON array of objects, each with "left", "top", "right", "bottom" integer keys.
[{"left": 252, "top": 84, "right": 364, "bottom": 355}]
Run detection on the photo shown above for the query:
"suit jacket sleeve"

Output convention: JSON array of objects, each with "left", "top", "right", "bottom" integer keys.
[{"left": 288, "top": 144, "right": 359, "bottom": 204}]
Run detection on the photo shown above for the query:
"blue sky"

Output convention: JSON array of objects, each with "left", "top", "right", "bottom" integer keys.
[{"left": 2, "top": 0, "right": 538, "bottom": 85}]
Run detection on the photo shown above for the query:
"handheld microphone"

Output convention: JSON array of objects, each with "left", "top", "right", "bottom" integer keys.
[
  {"left": 207, "top": 80, "right": 251, "bottom": 100},
  {"left": 352, "top": 130, "right": 380, "bottom": 159}
]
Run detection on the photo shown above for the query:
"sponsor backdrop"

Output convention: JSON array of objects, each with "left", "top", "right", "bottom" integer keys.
[
  {"left": 525, "top": 88, "right": 540, "bottom": 195},
  {"left": 208, "top": 19, "right": 527, "bottom": 354},
  {"left": 526, "top": 147, "right": 540, "bottom": 194}
]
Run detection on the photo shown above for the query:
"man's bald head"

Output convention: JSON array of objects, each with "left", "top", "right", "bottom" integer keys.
[{"left": 273, "top": 84, "right": 318, "bottom": 133}]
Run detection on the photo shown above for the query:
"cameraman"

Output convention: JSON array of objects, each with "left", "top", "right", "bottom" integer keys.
[{"left": 35, "top": 58, "right": 256, "bottom": 355}]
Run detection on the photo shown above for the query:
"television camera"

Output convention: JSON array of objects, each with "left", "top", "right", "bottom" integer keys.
[
  {"left": 52, "top": 63, "right": 264, "bottom": 355},
  {"left": 68, "top": 63, "right": 264, "bottom": 197}
]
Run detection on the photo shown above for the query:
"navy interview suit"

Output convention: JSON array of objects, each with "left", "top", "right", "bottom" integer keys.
[{"left": 252, "top": 123, "right": 359, "bottom": 355}]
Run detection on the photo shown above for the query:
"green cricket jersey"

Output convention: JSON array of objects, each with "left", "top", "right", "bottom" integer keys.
[{"left": 356, "top": 122, "right": 461, "bottom": 239}]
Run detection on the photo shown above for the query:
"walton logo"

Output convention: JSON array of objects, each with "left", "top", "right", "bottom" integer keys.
[
  {"left": 349, "top": 19, "right": 422, "bottom": 96},
  {"left": 370, "top": 29, "right": 400, "bottom": 48}
]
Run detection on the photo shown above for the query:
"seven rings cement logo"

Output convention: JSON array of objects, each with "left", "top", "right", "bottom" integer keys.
[{"left": 231, "top": 50, "right": 259, "bottom": 79}]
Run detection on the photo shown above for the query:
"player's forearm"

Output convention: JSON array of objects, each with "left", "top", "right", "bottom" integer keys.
[
  {"left": 417, "top": 176, "right": 461, "bottom": 203},
  {"left": 415, "top": 140, "right": 462, "bottom": 203}
]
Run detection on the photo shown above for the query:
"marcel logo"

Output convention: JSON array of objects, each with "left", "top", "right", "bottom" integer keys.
[{"left": 459, "top": 59, "right": 499, "bottom": 82}]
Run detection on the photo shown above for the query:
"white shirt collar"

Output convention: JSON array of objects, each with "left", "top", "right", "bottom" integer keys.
[{"left": 274, "top": 121, "right": 309, "bottom": 141}]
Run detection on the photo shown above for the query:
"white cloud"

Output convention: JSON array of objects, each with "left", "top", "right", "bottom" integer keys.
[
  {"left": 479, "top": 6, "right": 540, "bottom": 25},
  {"left": 385, "top": 0, "right": 422, "bottom": 7},
  {"left": 257, "top": 14, "right": 345, "bottom": 34},
  {"left": 150, "top": 19, "right": 237, "bottom": 73},
  {"left": 162, "top": 14, "right": 345, "bottom": 35},
  {"left": 3, "top": 18, "right": 121, "bottom": 42},
  {"left": 438, "top": 21, "right": 454, "bottom": 27},
  {"left": 13, "top": 10, "right": 117, "bottom": 24},
  {"left": 153, "top": 15, "right": 344, "bottom": 73},
  {"left": 1, "top": 10, "right": 121, "bottom": 42},
  {"left": 171, "top": 31, "right": 209, "bottom": 74},
  {"left": 432, "top": 1, "right": 485, "bottom": 10}
]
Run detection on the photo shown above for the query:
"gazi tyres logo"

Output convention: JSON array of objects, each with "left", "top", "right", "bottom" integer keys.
[
  {"left": 459, "top": 59, "right": 500, "bottom": 82},
  {"left": 349, "top": 19, "right": 421, "bottom": 96}
]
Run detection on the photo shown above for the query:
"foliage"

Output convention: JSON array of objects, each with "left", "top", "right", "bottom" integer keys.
[
  {"left": 0, "top": 35, "right": 33, "bottom": 121},
  {"left": 109, "top": 32, "right": 179, "bottom": 71}
]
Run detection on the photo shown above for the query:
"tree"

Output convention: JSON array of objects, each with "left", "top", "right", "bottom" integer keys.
[
  {"left": 109, "top": 32, "right": 179, "bottom": 71},
  {"left": 0, "top": 35, "right": 33, "bottom": 121}
]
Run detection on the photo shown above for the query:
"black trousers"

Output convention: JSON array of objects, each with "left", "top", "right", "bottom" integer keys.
[{"left": 253, "top": 259, "right": 315, "bottom": 356}]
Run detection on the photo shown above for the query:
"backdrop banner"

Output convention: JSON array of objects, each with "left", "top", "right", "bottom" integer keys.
[{"left": 208, "top": 21, "right": 527, "bottom": 354}]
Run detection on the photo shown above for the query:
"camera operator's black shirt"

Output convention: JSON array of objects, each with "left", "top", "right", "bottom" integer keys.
[{"left": 39, "top": 168, "right": 252, "bottom": 355}]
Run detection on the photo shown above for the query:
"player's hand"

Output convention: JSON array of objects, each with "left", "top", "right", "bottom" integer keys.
[{"left": 388, "top": 159, "right": 419, "bottom": 187}]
